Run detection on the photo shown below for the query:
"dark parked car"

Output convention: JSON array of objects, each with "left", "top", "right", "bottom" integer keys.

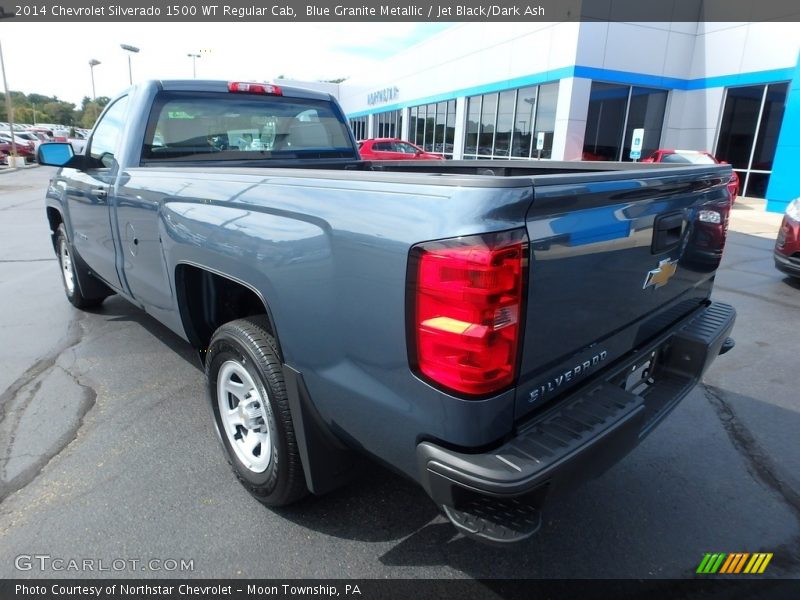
[
  {"left": 642, "top": 149, "right": 739, "bottom": 203},
  {"left": 774, "top": 198, "right": 800, "bottom": 279}
]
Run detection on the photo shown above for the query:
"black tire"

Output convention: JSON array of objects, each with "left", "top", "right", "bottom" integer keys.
[
  {"left": 206, "top": 316, "right": 308, "bottom": 506},
  {"left": 54, "top": 223, "right": 106, "bottom": 309}
]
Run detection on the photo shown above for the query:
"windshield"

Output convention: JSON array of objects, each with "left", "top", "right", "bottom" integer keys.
[
  {"left": 142, "top": 91, "right": 355, "bottom": 162},
  {"left": 661, "top": 152, "right": 716, "bottom": 165}
]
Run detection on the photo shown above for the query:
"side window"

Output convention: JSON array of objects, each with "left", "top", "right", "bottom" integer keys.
[
  {"left": 373, "top": 142, "right": 391, "bottom": 151},
  {"left": 89, "top": 96, "right": 129, "bottom": 168},
  {"left": 398, "top": 142, "right": 416, "bottom": 154}
]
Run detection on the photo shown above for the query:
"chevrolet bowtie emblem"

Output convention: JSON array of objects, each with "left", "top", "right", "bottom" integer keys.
[{"left": 643, "top": 258, "right": 678, "bottom": 289}]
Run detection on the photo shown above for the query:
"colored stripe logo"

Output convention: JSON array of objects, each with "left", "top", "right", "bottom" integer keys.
[{"left": 697, "top": 552, "right": 773, "bottom": 574}]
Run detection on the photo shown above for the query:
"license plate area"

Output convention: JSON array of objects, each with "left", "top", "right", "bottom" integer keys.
[{"left": 619, "top": 349, "right": 660, "bottom": 394}]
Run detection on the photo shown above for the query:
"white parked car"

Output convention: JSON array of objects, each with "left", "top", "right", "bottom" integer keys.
[{"left": 69, "top": 130, "right": 88, "bottom": 154}]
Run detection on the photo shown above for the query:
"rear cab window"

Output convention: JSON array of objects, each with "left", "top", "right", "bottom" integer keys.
[{"left": 142, "top": 91, "right": 355, "bottom": 163}]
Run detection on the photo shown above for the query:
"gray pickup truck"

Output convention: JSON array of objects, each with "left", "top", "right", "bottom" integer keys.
[{"left": 38, "top": 80, "right": 736, "bottom": 544}]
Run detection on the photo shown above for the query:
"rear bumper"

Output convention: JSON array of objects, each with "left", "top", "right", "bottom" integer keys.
[
  {"left": 417, "top": 301, "right": 736, "bottom": 543},
  {"left": 774, "top": 249, "right": 800, "bottom": 277}
]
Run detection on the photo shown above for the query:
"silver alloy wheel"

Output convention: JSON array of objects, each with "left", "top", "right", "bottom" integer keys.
[
  {"left": 217, "top": 360, "right": 272, "bottom": 473},
  {"left": 59, "top": 237, "right": 75, "bottom": 295}
]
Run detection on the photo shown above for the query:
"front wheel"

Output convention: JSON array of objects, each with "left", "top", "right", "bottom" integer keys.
[
  {"left": 206, "top": 316, "right": 308, "bottom": 506},
  {"left": 55, "top": 224, "right": 106, "bottom": 309}
]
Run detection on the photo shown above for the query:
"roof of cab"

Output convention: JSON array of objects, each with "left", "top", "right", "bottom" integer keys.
[{"left": 156, "top": 79, "right": 333, "bottom": 102}]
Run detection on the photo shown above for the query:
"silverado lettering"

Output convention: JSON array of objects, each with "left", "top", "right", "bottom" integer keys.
[{"left": 528, "top": 351, "right": 608, "bottom": 403}]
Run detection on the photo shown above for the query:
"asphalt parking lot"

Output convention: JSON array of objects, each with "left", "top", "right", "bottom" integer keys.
[{"left": 0, "top": 166, "right": 798, "bottom": 579}]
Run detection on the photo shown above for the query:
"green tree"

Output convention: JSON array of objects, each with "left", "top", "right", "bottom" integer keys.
[
  {"left": 42, "top": 101, "right": 76, "bottom": 126},
  {"left": 14, "top": 106, "right": 35, "bottom": 123},
  {"left": 80, "top": 102, "right": 102, "bottom": 128}
]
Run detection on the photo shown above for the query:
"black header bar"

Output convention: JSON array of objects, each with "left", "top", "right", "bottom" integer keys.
[
  {"left": 1, "top": 0, "right": 800, "bottom": 23},
  {"left": 2, "top": 579, "right": 800, "bottom": 600}
]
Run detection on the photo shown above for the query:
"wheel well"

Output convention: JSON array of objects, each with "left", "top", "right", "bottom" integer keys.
[
  {"left": 46, "top": 207, "right": 63, "bottom": 250},
  {"left": 175, "top": 264, "right": 277, "bottom": 357}
]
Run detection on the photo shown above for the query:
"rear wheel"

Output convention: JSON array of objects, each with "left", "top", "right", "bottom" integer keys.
[
  {"left": 55, "top": 224, "right": 106, "bottom": 309},
  {"left": 206, "top": 316, "right": 307, "bottom": 506}
]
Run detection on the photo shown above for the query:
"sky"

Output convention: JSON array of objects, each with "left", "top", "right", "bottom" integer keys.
[{"left": 0, "top": 22, "right": 452, "bottom": 107}]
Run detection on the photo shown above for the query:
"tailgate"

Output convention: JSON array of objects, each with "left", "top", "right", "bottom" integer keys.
[{"left": 515, "top": 166, "right": 732, "bottom": 420}]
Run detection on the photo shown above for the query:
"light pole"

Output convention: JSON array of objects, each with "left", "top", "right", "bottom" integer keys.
[
  {"left": 88, "top": 59, "right": 101, "bottom": 100},
  {"left": 187, "top": 53, "right": 200, "bottom": 78},
  {"left": 120, "top": 44, "right": 139, "bottom": 85}
]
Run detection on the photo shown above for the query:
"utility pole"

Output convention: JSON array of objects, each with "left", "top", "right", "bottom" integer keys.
[{"left": 0, "top": 40, "right": 17, "bottom": 161}]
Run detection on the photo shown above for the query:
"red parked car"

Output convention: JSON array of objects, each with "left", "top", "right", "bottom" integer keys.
[
  {"left": 774, "top": 199, "right": 800, "bottom": 280},
  {"left": 0, "top": 141, "right": 36, "bottom": 164},
  {"left": 642, "top": 149, "right": 739, "bottom": 203},
  {"left": 358, "top": 138, "right": 444, "bottom": 161}
]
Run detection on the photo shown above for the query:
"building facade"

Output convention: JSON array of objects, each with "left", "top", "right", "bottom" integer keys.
[{"left": 330, "top": 22, "right": 800, "bottom": 213}]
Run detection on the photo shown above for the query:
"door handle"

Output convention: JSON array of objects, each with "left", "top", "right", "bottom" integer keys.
[
  {"left": 651, "top": 211, "right": 684, "bottom": 254},
  {"left": 92, "top": 188, "right": 108, "bottom": 202}
]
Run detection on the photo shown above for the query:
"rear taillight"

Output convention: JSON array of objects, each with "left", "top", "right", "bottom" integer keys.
[{"left": 409, "top": 230, "right": 527, "bottom": 397}]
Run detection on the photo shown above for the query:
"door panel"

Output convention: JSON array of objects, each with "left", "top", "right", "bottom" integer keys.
[
  {"left": 64, "top": 168, "right": 121, "bottom": 288},
  {"left": 65, "top": 96, "right": 130, "bottom": 290},
  {"left": 114, "top": 180, "right": 174, "bottom": 309}
]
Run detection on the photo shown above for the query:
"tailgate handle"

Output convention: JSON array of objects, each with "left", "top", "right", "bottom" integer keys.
[{"left": 652, "top": 211, "right": 684, "bottom": 254}]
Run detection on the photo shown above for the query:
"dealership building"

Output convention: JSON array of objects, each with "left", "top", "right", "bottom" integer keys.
[{"left": 300, "top": 22, "right": 800, "bottom": 213}]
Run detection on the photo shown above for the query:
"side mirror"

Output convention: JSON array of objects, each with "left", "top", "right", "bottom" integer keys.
[
  {"left": 37, "top": 142, "right": 74, "bottom": 167},
  {"left": 38, "top": 142, "right": 102, "bottom": 170}
]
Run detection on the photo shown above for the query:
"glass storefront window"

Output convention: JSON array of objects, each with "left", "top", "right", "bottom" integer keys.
[
  {"left": 716, "top": 82, "right": 789, "bottom": 198},
  {"left": 622, "top": 87, "right": 668, "bottom": 160},
  {"left": 512, "top": 86, "right": 537, "bottom": 158},
  {"left": 424, "top": 105, "right": 435, "bottom": 151},
  {"left": 415, "top": 105, "right": 426, "bottom": 147},
  {"left": 349, "top": 116, "right": 367, "bottom": 141},
  {"left": 434, "top": 102, "right": 446, "bottom": 154},
  {"left": 374, "top": 109, "right": 402, "bottom": 138},
  {"left": 406, "top": 100, "right": 458, "bottom": 157},
  {"left": 465, "top": 96, "right": 481, "bottom": 156},
  {"left": 583, "top": 82, "right": 630, "bottom": 161},
  {"left": 495, "top": 91, "right": 515, "bottom": 158},
  {"left": 478, "top": 93, "right": 498, "bottom": 156},
  {"left": 535, "top": 83, "right": 558, "bottom": 159},
  {"left": 752, "top": 82, "right": 789, "bottom": 172},
  {"left": 463, "top": 82, "right": 558, "bottom": 160},
  {"left": 445, "top": 100, "right": 456, "bottom": 156},
  {"left": 583, "top": 82, "right": 667, "bottom": 162},
  {"left": 717, "top": 86, "right": 762, "bottom": 170}
]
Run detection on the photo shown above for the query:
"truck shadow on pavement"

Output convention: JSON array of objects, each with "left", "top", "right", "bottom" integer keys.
[
  {"left": 275, "top": 385, "right": 800, "bottom": 579},
  {"left": 274, "top": 463, "right": 441, "bottom": 543},
  {"left": 87, "top": 295, "right": 202, "bottom": 370},
  {"left": 374, "top": 385, "right": 800, "bottom": 578}
]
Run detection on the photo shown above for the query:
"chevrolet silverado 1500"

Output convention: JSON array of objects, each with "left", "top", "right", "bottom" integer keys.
[{"left": 38, "top": 80, "right": 736, "bottom": 544}]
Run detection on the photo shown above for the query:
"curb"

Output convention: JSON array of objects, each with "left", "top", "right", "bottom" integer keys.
[{"left": 0, "top": 164, "right": 41, "bottom": 175}]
